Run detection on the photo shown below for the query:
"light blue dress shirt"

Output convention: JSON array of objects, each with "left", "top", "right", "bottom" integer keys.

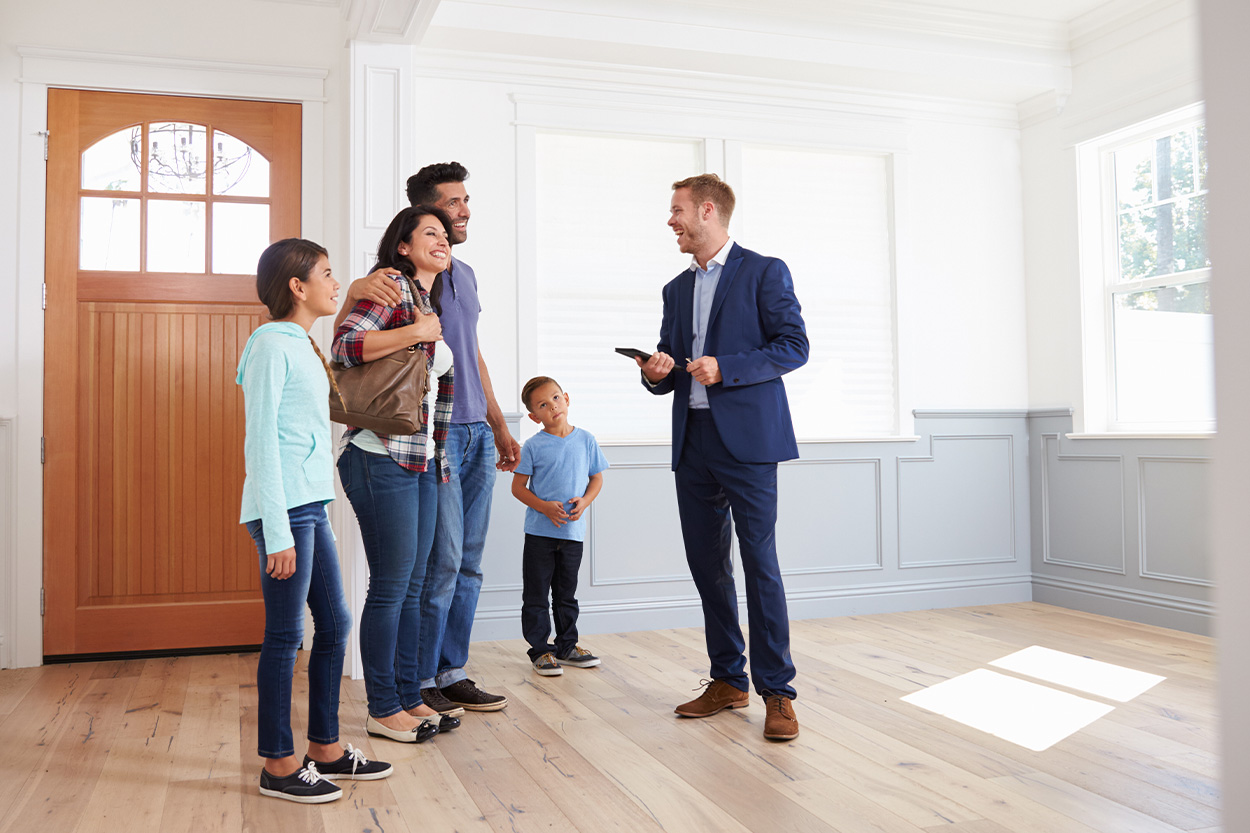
[{"left": 689, "top": 238, "right": 735, "bottom": 409}]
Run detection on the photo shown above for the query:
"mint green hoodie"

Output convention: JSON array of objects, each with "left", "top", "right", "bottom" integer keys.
[{"left": 236, "top": 321, "right": 335, "bottom": 553}]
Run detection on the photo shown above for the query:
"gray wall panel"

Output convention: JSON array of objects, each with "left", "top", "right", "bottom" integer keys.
[
  {"left": 898, "top": 435, "right": 1016, "bottom": 567},
  {"left": 778, "top": 458, "right": 882, "bottom": 573},
  {"left": 1040, "top": 434, "right": 1125, "bottom": 573},
  {"left": 1139, "top": 456, "right": 1212, "bottom": 586}
]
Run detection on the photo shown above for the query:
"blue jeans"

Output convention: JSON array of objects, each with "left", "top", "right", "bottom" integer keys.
[
  {"left": 247, "top": 502, "right": 350, "bottom": 759},
  {"left": 420, "top": 421, "right": 496, "bottom": 689},
  {"left": 338, "top": 445, "right": 435, "bottom": 717}
]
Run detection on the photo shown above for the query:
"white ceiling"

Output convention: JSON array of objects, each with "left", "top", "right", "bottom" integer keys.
[{"left": 348, "top": 0, "right": 1181, "bottom": 105}]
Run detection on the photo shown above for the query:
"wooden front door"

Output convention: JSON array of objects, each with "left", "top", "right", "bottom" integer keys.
[{"left": 44, "top": 90, "right": 301, "bottom": 657}]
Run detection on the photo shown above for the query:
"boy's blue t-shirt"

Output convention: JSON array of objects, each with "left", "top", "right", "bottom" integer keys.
[{"left": 516, "top": 426, "right": 609, "bottom": 542}]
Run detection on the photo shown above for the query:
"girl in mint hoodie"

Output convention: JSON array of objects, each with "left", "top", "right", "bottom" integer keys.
[{"left": 238, "top": 238, "right": 392, "bottom": 803}]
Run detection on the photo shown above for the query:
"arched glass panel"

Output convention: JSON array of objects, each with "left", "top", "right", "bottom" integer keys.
[
  {"left": 211, "top": 130, "right": 269, "bottom": 197},
  {"left": 81, "top": 127, "right": 142, "bottom": 192},
  {"left": 147, "top": 122, "right": 209, "bottom": 195}
]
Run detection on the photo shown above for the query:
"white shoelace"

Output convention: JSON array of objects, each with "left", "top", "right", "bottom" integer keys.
[
  {"left": 297, "top": 761, "right": 324, "bottom": 785},
  {"left": 342, "top": 743, "right": 369, "bottom": 776}
]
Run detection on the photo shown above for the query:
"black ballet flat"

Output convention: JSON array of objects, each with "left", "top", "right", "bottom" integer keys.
[
  {"left": 414, "top": 718, "right": 438, "bottom": 743},
  {"left": 438, "top": 714, "right": 461, "bottom": 732}
]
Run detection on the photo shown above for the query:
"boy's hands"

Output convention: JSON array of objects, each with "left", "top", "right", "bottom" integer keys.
[
  {"left": 539, "top": 500, "right": 571, "bottom": 527},
  {"left": 567, "top": 496, "right": 591, "bottom": 522}
]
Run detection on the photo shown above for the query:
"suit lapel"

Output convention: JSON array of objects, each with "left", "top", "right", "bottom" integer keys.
[
  {"left": 677, "top": 269, "right": 696, "bottom": 358},
  {"left": 707, "top": 243, "right": 742, "bottom": 333}
]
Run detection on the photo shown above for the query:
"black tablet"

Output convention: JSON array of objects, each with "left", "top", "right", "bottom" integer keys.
[{"left": 615, "top": 347, "right": 652, "bottom": 361}]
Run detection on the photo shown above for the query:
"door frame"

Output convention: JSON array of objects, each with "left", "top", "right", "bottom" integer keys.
[{"left": 8, "top": 46, "right": 329, "bottom": 668}]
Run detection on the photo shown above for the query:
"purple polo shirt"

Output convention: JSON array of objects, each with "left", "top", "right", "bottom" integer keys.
[{"left": 442, "top": 256, "right": 487, "bottom": 424}]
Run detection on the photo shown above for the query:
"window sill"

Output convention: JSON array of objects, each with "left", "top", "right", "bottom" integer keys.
[{"left": 1065, "top": 432, "right": 1215, "bottom": 440}]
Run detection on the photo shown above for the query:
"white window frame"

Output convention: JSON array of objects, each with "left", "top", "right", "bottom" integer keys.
[{"left": 1076, "top": 102, "right": 1212, "bottom": 435}]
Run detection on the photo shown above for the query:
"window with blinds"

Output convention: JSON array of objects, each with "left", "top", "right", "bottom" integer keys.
[{"left": 532, "top": 131, "right": 898, "bottom": 442}]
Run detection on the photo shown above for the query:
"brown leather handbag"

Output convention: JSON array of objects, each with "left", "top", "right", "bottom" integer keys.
[{"left": 328, "top": 276, "right": 430, "bottom": 436}]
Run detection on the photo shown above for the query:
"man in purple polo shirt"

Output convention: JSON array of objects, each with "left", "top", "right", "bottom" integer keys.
[{"left": 340, "top": 162, "right": 520, "bottom": 714}]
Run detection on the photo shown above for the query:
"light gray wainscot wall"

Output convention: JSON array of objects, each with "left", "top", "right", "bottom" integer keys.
[
  {"left": 1028, "top": 409, "right": 1213, "bottom": 635},
  {"left": 468, "top": 409, "right": 1035, "bottom": 642}
]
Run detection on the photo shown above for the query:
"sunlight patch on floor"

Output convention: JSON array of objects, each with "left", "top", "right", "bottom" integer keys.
[
  {"left": 900, "top": 668, "right": 1116, "bottom": 751},
  {"left": 988, "top": 645, "right": 1165, "bottom": 702}
]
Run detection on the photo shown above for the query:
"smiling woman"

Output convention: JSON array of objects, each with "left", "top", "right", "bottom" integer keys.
[{"left": 329, "top": 205, "right": 460, "bottom": 741}]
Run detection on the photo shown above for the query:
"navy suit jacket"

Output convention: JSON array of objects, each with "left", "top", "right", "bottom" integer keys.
[{"left": 645, "top": 242, "right": 809, "bottom": 470}]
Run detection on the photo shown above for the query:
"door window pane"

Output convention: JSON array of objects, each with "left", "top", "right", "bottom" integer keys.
[
  {"left": 147, "top": 123, "right": 209, "bottom": 195},
  {"left": 212, "top": 203, "right": 270, "bottom": 274},
  {"left": 1113, "top": 282, "right": 1214, "bottom": 424},
  {"left": 79, "top": 197, "right": 139, "bottom": 271},
  {"left": 148, "top": 201, "right": 206, "bottom": 272},
  {"left": 211, "top": 130, "right": 269, "bottom": 197},
  {"left": 81, "top": 127, "right": 141, "bottom": 192}
]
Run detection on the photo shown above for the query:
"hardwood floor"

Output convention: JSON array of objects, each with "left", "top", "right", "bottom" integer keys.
[{"left": 0, "top": 603, "right": 1220, "bottom": 832}]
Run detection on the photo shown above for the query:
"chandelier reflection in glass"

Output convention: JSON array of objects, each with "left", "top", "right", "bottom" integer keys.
[{"left": 129, "top": 122, "right": 254, "bottom": 195}]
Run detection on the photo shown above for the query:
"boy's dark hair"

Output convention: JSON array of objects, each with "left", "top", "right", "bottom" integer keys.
[
  {"left": 407, "top": 161, "right": 469, "bottom": 206},
  {"left": 521, "top": 376, "right": 561, "bottom": 412}
]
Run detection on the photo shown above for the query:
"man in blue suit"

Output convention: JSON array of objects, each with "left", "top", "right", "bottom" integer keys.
[{"left": 638, "top": 174, "right": 808, "bottom": 742}]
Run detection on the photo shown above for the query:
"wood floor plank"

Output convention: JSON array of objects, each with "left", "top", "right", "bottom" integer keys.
[{"left": 0, "top": 603, "right": 1221, "bottom": 833}]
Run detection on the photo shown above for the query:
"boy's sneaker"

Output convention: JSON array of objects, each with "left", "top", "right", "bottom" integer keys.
[
  {"left": 533, "top": 653, "right": 563, "bottom": 676},
  {"left": 418, "top": 686, "right": 466, "bottom": 717},
  {"left": 557, "top": 646, "right": 601, "bottom": 668},
  {"left": 439, "top": 678, "right": 508, "bottom": 711},
  {"left": 303, "top": 744, "right": 393, "bottom": 781},
  {"left": 259, "top": 761, "right": 342, "bottom": 804}
]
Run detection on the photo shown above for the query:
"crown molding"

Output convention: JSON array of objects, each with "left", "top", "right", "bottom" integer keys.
[
  {"left": 1068, "top": 0, "right": 1194, "bottom": 58},
  {"left": 411, "top": 49, "right": 1023, "bottom": 129},
  {"left": 345, "top": 0, "right": 441, "bottom": 42},
  {"left": 16, "top": 45, "right": 329, "bottom": 102}
]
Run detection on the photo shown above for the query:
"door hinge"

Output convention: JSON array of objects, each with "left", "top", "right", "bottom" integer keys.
[
  {"left": 42, "top": 282, "right": 47, "bottom": 311},
  {"left": 40, "top": 588, "right": 45, "bottom": 616},
  {"left": 38, "top": 130, "right": 50, "bottom": 161},
  {"left": 41, "top": 437, "right": 45, "bottom": 464}
]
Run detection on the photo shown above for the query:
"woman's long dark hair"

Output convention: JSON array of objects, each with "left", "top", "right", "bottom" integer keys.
[{"left": 373, "top": 205, "right": 454, "bottom": 315}]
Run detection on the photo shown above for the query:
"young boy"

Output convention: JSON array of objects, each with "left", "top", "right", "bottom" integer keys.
[{"left": 511, "top": 376, "right": 609, "bottom": 676}]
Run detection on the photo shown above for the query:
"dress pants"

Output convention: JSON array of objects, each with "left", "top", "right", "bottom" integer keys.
[{"left": 675, "top": 408, "right": 796, "bottom": 699}]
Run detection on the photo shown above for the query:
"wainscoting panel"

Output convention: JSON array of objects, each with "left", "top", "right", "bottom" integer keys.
[
  {"left": 1029, "top": 411, "right": 1213, "bottom": 634},
  {"left": 1040, "top": 434, "right": 1125, "bottom": 574},
  {"left": 1139, "top": 456, "right": 1212, "bottom": 586},
  {"left": 898, "top": 435, "right": 1016, "bottom": 568},
  {"left": 778, "top": 458, "right": 882, "bottom": 574},
  {"left": 469, "top": 411, "right": 1034, "bottom": 641}
]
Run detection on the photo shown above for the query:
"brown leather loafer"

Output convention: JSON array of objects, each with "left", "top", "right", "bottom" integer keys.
[
  {"left": 763, "top": 694, "right": 799, "bottom": 741},
  {"left": 674, "top": 679, "right": 750, "bottom": 718}
]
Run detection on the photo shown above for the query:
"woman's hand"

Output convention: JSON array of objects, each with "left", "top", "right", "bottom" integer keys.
[
  {"left": 407, "top": 312, "right": 442, "bottom": 344},
  {"left": 266, "top": 547, "right": 297, "bottom": 580}
]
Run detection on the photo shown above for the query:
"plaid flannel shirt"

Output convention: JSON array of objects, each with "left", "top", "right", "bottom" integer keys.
[{"left": 332, "top": 273, "right": 452, "bottom": 480}]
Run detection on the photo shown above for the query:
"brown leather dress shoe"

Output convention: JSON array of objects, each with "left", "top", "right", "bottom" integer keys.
[
  {"left": 674, "top": 679, "right": 750, "bottom": 717},
  {"left": 763, "top": 694, "right": 799, "bottom": 741}
]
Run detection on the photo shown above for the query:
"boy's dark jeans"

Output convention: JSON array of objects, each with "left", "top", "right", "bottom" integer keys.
[{"left": 521, "top": 533, "right": 584, "bottom": 661}]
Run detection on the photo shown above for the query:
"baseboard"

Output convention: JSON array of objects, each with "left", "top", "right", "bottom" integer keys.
[
  {"left": 1032, "top": 573, "right": 1214, "bottom": 635},
  {"left": 466, "top": 575, "right": 1035, "bottom": 642}
]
